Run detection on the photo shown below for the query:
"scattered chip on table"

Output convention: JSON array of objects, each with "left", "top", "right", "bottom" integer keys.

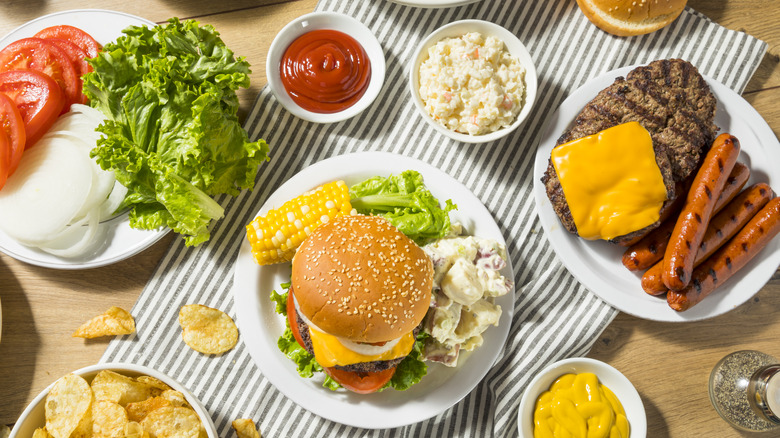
[
  {"left": 232, "top": 418, "right": 261, "bottom": 438},
  {"left": 72, "top": 306, "right": 136, "bottom": 339},
  {"left": 0, "top": 424, "right": 10, "bottom": 438},
  {"left": 45, "top": 373, "right": 93, "bottom": 438},
  {"left": 178, "top": 304, "right": 238, "bottom": 355}
]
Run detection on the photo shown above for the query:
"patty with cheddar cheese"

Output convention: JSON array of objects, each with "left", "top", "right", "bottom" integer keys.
[{"left": 541, "top": 59, "right": 717, "bottom": 244}]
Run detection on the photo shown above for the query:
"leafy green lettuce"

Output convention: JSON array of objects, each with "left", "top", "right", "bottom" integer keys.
[
  {"left": 350, "top": 170, "right": 456, "bottom": 245},
  {"left": 84, "top": 18, "right": 270, "bottom": 246},
  {"left": 270, "top": 282, "right": 428, "bottom": 392}
]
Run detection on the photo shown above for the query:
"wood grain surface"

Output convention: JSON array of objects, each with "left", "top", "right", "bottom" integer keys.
[{"left": 0, "top": 1, "right": 778, "bottom": 436}]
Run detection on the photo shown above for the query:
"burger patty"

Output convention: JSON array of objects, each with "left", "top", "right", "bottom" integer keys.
[
  {"left": 541, "top": 59, "right": 718, "bottom": 244},
  {"left": 294, "top": 307, "right": 407, "bottom": 374}
]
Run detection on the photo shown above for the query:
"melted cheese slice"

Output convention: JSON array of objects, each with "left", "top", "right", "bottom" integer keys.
[
  {"left": 551, "top": 122, "right": 667, "bottom": 240},
  {"left": 309, "top": 327, "right": 416, "bottom": 367}
]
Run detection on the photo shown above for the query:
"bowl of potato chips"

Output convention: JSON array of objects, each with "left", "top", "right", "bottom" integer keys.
[{"left": 10, "top": 363, "right": 218, "bottom": 438}]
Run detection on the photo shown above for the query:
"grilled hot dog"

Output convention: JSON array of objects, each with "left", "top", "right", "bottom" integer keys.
[
  {"left": 642, "top": 183, "right": 773, "bottom": 295},
  {"left": 622, "top": 162, "right": 749, "bottom": 271},
  {"left": 662, "top": 133, "right": 741, "bottom": 290},
  {"left": 668, "top": 196, "right": 780, "bottom": 311}
]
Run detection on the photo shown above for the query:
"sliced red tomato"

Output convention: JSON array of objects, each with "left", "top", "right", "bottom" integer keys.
[
  {"left": 0, "top": 69, "right": 64, "bottom": 148},
  {"left": 0, "top": 128, "right": 9, "bottom": 190},
  {"left": 287, "top": 291, "right": 306, "bottom": 348},
  {"left": 34, "top": 25, "right": 101, "bottom": 59},
  {"left": 0, "top": 92, "right": 26, "bottom": 177},
  {"left": 323, "top": 366, "right": 396, "bottom": 394},
  {"left": 0, "top": 37, "right": 79, "bottom": 112},
  {"left": 43, "top": 38, "right": 89, "bottom": 104}
]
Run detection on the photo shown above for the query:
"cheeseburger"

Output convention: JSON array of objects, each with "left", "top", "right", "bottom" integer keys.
[{"left": 288, "top": 214, "right": 433, "bottom": 393}]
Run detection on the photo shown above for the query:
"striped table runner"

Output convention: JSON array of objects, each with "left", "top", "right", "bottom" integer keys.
[{"left": 102, "top": 0, "right": 768, "bottom": 436}]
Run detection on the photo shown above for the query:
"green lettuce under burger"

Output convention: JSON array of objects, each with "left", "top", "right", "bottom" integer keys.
[{"left": 84, "top": 18, "right": 269, "bottom": 246}]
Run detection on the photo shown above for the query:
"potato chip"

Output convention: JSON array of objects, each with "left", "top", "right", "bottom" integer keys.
[
  {"left": 125, "top": 396, "right": 172, "bottom": 423},
  {"left": 178, "top": 304, "right": 238, "bottom": 355},
  {"left": 136, "top": 375, "right": 172, "bottom": 392},
  {"left": 123, "top": 421, "right": 149, "bottom": 438},
  {"left": 231, "top": 418, "right": 261, "bottom": 438},
  {"left": 31, "top": 428, "right": 51, "bottom": 438},
  {"left": 0, "top": 424, "right": 11, "bottom": 438},
  {"left": 140, "top": 406, "right": 202, "bottom": 438},
  {"left": 91, "top": 370, "right": 163, "bottom": 406},
  {"left": 160, "top": 390, "right": 190, "bottom": 408},
  {"left": 91, "top": 400, "right": 128, "bottom": 438},
  {"left": 73, "top": 307, "right": 136, "bottom": 339},
  {"left": 45, "top": 374, "right": 93, "bottom": 438}
]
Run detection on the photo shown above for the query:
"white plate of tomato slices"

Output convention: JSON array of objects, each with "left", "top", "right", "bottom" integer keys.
[
  {"left": 232, "top": 151, "right": 515, "bottom": 429},
  {"left": 0, "top": 10, "right": 169, "bottom": 269},
  {"left": 533, "top": 65, "right": 780, "bottom": 322}
]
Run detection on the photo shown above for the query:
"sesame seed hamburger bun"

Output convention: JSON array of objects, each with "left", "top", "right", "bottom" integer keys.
[
  {"left": 291, "top": 214, "right": 433, "bottom": 344},
  {"left": 575, "top": 0, "right": 687, "bottom": 36}
]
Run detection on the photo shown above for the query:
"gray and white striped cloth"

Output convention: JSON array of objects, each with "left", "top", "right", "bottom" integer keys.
[{"left": 102, "top": 0, "right": 768, "bottom": 436}]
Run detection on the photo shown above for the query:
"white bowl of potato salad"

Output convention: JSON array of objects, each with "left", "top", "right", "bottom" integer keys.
[
  {"left": 410, "top": 19, "right": 537, "bottom": 144},
  {"left": 10, "top": 363, "right": 218, "bottom": 438}
]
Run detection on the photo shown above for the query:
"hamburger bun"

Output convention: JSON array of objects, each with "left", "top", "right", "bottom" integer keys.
[
  {"left": 291, "top": 214, "right": 433, "bottom": 343},
  {"left": 575, "top": 0, "right": 687, "bottom": 36}
]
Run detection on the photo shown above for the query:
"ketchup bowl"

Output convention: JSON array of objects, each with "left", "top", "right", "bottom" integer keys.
[{"left": 266, "top": 12, "right": 385, "bottom": 123}]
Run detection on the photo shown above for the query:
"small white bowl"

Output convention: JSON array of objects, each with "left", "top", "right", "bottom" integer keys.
[
  {"left": 10, "top": 362, "right": 218, "bottom": 438},
  {"left": 266, "top": 12, "right": 386, "bottom": 124},
  {"left": 518, "top": 357, "right": 647, "bottom": 437},
  {"left": 409, "top": 19, "right": 538, "bottom": 144}
]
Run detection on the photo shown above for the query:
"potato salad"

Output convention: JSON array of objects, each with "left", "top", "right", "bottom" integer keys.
[
  {"left": 422, "top": 224, "right": 513, "bottom": 366},
  {"left": 418, "top": 32, "right": 526, "bottom": 135}
]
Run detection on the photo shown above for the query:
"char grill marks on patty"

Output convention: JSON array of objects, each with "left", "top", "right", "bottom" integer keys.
[{"left": 541, "top": 59, "right": 718, "bottom": 244}]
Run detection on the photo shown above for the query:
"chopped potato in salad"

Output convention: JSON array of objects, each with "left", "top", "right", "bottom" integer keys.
[{"left": 422, "top": 224, "right": 513, "bottom": 366}]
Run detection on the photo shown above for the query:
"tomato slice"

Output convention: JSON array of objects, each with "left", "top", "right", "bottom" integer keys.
[
  {"left": 287, "top": 290, "right": 306, "bottom": 349},
  {"left": 43, "top": 38, "right": 89, "bottom": 104},
  {"left": 0, "top": 127, "right": 9, "bottom": 190},
  {"left": 0, "top": 69, "right": 64, "bottom": 148},
  {"left": 323, "top": 365, "right": 396, "bottom": 394},
  {"left": 34, "top": 25, "right": 101, "bottom": 59},
  {"left": 0, "top": 92, "right": 26, "bottom": 177},
  {"left": 0, "top": 37, "right": 79, "bottom": 112}
]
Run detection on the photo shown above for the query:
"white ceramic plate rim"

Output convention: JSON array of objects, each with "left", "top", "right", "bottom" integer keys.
[
  {"left": 9, "top": 362, "right": 218, "bottom": 438},
  {"left": 265, "top": 12, "right": 386, "bottom": 124},
  {"left": 409, "top": 19, "right": 538, "bottom": 144},
  {"left": 0, "top": 10, "right": 169, "bottom": 269},
  {"left": 533, "top": 65, "right": 780, "bottom": 322},
  {"left": 387, "top": 0, "right": 482, "bottom": 8},
  {"left": 233, "top": 151, "right": 515, "bottom": 429},
  {"left": 517, "top": 357, "right": 647, "bottom": 438}
]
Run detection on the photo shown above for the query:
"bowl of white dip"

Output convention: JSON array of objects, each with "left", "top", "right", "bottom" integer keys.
[{"left": 409, "top": 20, "right": 537, "bottom": 144}]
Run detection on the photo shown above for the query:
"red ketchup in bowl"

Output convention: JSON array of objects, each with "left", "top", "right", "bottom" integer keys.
[{"left": 280, "top": 29, "right": 371, "bottom": 114}]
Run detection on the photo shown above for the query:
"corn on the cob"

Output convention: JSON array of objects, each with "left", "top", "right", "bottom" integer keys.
[{"left": 246, "top": 180, "right": 353, "bottom": 265}]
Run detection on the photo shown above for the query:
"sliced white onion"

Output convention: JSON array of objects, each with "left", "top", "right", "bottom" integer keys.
[
  {"left": 39, "top": 210, "right": 102, "bottom": 257},
  {"left": 98, "top": 181, "right": 129, "bottom": 221},
  {"left": 0, "top": 139, "right": 93, "bottom": 244}
]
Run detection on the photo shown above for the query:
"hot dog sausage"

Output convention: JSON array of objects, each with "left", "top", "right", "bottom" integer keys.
[
  {"left": 641, "top": 183, "right": 773, "bottom": 295},
  {"left": 668, "top": 196, "right": 780, "bottom": 311},
  {"left": 662, "top": 133, "right": 741, "bottom": 290},
  {"left": 623, "top": 161, "right": 749, "bottom": 271}
]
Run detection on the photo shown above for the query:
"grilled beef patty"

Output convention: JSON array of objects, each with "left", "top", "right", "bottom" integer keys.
[
  {"left": 541, "top": 59, "right": 718, "bottom": 244},
  {"left": 294, "top": 307, "right": 406, "bottom": 374}
]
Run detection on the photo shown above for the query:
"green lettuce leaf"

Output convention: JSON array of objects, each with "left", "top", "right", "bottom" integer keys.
[
  {"left": 349, "top": 170, "right": 456, "bottom": 245},
  {"left": 84, "top": 18, "right": 270, "bottom": 245}
]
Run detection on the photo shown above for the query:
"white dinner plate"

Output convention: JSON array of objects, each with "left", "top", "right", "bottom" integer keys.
[
  {"left": 233, "top": 151, "right": 515, "bottom": 429},
  {"left": 533, "top": 65, "right": 780, "bottom": 322},
  {"left": 0, "top": 10, "right": 168, "bottom": 269},
  {"left": 387, "top": 0, "right": 481, "bottom": 8}
]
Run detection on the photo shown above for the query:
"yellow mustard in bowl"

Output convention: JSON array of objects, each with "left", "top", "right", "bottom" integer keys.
[{"left": 533, "top": 372, "right": 629, "bottom": 438}]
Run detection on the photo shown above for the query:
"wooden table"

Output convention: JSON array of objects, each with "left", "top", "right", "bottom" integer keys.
[{"left": 0, "top": 1, "right": 777, "bottom": 436}]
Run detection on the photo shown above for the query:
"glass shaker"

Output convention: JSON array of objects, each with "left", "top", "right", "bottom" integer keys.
[{"left": 709, "top": 350, "right": 780, "bottom": 432}]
